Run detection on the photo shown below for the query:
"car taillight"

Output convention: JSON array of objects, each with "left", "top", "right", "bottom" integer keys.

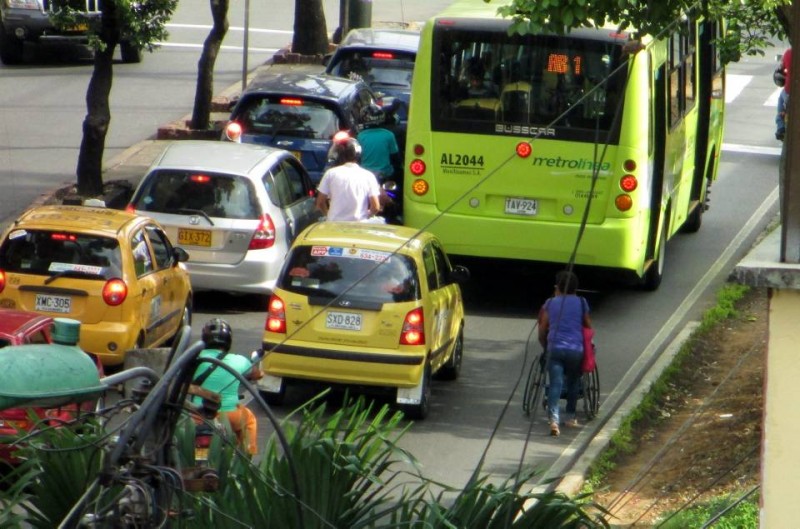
[
  {"left": 249, "top": 214, "right": 276, "bottom": 250},
  {"left": 124, "top": 204, "right": 136, "bottom": 214},
  {"left": 400, "top": 307, "right": 425, "bottom": 345},
  {"left": 265, "top": 294, "right": 286, "bottom": 334},
  {"left": 102, "top": 278, "right": 128, "bottom": 306},
  {"left": 0, "top": 269, "right": 5, "bottom": 294},
  {"left": 225, "top": 122, "right": 243, "bottom": 142}
]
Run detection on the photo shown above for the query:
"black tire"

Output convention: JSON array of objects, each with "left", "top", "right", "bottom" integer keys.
[
  {"left": 401, "top": 363, "right": 431, "bottom": 420},
  {"left": 641, "top": 220, "right": 667, "bottom": 291},
  {"left": 437, "top": 327, "right": 463, "bottom": 380},
  {"left": 582, "top": 367, "right": 600, "bottom": 420},
  {"left": 259, "top": 379, "right": 286, "bottom": 406},
  {"left": 167, "top": 298, "right": 192, "bottom": 347},
  {"left": 522, "top": 353, "right": 546, "bottom": 417},
  {"left": 120, "top": 41, "right": 142, "bottom": 64},
  {"left": 0, "top": 24, "right": 24, "bottom": 65},
  {"left": 682, "top": 178, "right": 710, "bottom": 234}
]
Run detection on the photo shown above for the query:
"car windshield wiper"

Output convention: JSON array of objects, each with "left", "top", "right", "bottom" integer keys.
[
  {"left": 44, "top": 269, "right": 103, "bottom": 285},
  {"left": 175, "top": 209, "right": 215, "bottom": 226}
]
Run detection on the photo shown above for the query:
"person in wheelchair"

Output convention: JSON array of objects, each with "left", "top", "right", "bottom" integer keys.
[{"left": 538, "top": 270, "right": 592, "bottom": 437}]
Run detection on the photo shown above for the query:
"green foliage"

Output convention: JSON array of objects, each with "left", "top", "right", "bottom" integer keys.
[
  {"left": 656, "top": 493, "right": 759, "bottom": 528},
  {"left": 0, "top": 419, "right": 106, "bottom": 529},
  {"left": 1, "top": 397, "right": 613, "bottom": 527},
  {"left": 699, "top": 283, "right": 749, "bottom": 332},
  {"left": 488, "top": 0, "right": 790, "bottom": 64},
  {"left": 49, "top": 0, "right": 177, "bottom": 53}
]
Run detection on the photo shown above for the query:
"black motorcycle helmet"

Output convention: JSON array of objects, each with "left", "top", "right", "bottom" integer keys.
[
  {"left": 359, "top": 103, "right": 386, "bottom": 130},
  {"left": 201, "top": 318, "right": 232, "bottom": 351},
  {"left": 327, "top": 132, "right": 362, "bottom": 166}
]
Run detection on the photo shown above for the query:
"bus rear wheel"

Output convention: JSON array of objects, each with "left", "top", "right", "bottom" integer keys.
[{"left": 641, "top": 221, "right": 667, "bottom": 291}]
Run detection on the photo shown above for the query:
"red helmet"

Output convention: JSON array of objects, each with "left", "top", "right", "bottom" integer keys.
[{"left": 327, "top": 133, "right": 362, "bottom": 165}]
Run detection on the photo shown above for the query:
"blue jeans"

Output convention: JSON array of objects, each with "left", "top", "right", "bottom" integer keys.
[
  {"left": 777, "top": 89, "right": 789, "bottom": 135},
  {"left": 546, "top": 348, "right": 583, "bottom": 424}
]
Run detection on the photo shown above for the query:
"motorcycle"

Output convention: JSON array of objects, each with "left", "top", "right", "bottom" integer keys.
[{"left": 380, "top": 180, "right": 403, "bottom": 225}]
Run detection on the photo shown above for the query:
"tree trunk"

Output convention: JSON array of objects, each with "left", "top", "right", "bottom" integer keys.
[
  {"left": 76, "top": 1, "right": 120, "bottom": 197},
  {"left": 191, "top": 0, "right": 229, "bottom": 130},
  {"left": 291, "top": 0, "right": 328, "bottom": 55}
]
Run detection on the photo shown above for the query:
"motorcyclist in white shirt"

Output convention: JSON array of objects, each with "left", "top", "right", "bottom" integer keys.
[{"left": 315, "top": 133, "right": 383, "bottom": 222}]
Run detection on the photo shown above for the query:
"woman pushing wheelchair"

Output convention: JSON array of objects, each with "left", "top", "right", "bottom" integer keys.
[{"left": 537, "top": 270, "right": 593, "bottom": 437}]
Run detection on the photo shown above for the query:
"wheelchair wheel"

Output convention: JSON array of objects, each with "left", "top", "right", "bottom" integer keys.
[
  {"left": 582, "top": 366, "right": 600, "bottom": 420},
  {"left": 522, "top": 353, "right": 546, "bottom": 416}
]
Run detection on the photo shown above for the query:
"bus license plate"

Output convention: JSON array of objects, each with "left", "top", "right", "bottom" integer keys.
[
  {"left": 178, "top": 228, "right": 212, "bottom": 247},
  {"left": 35, "top": 294, "right": 72, "bottom": 314},
  {"left": 326, "top": 311, "right": 362, "bottom": 331},
  {"left": 504, "top": 197, "right": 538, "bottom": 216}
]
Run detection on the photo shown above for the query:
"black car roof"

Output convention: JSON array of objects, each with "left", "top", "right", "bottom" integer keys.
[
  {"left": 338, "top": 28, "right": 420, "bottom": 54},
  {"left": 242, "top": 72, "right": 366, "bottom": 103}
]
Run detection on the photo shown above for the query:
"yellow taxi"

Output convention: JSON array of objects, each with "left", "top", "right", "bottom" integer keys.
[
  {"left": 259, "top": 222, "right": 469, "bottom": 419},
  {"left": 0, "top": 205, "right": 193, "bottom": 366}
]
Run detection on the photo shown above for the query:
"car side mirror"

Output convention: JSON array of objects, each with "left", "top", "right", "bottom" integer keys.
[
  {"left": 449, "top": 265, "right": 470, "bottom": 284},
  {"left": 172, "top": 247, "right": 189, "bottom": 265}
]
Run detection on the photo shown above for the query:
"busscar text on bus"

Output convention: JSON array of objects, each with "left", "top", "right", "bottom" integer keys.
[{"left": 402, "top": 3, "right": 725, "bottom": 290}]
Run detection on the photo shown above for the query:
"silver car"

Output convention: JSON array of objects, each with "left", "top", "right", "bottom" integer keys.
[{"left": 128, "top": 140, "right": 319, "bottom": 295}]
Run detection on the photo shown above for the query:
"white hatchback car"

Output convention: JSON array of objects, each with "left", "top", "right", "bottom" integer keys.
[{"left": 128, "top": 141, "right": 320, "bottom": 295}]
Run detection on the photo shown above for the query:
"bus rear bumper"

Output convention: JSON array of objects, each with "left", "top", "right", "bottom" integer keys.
[{"left": 406, "top": 206, "right": 647, "bottom": 274}]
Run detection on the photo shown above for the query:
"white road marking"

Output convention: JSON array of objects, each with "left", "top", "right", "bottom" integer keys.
[
  {"left": 725, "top": 74, "right": 752, "bottom": 103},
  {"left": 166, "top": 23, "right": 293, "bottom": 35},
  {"left": 154, "top": 42, "right": 280, "bottom": 53},
  {"left": 722, "top": 143, "right": 782, "bottom": 157},
  {"left": 765, "top": 87, "right": 783, "bottom": 107}
]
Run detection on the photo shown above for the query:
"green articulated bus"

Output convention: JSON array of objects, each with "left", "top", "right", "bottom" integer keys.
[{"left": 403, "top": 0, "right": 725, "bottom": 289}]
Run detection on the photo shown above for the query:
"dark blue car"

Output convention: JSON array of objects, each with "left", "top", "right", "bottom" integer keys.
[
  {"left": 324, "top": 28, "right": 420, "bottom": 124},
  {"left": 224, "top": 72, "right": 379, "bottom": 184}
]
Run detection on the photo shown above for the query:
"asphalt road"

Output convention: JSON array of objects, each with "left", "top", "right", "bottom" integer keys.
[{"left": 0, "top": 0, "right": 785, "bottom": 493}]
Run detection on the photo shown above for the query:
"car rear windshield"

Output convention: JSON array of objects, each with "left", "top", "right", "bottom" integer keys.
[
  {"left": 132, "top": 170, "right": 260, "bottom": 220},
  {"left": 235, "top": 96, "right": 341, "bottom": 140},
  {"left": 328, "top": 50, "right": 416, "bottom": 91},
  {"left": 0, "top": 230, "right": 122, "bottom": 279},
  {"left": 279, "top": 245, "right": 420, "bottom": 303}
]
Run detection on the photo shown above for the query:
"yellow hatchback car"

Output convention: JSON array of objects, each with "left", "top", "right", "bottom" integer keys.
[
  {"left": 259, "top": 222, "right": 469, "bottom": 419},
  {"left": 0, "top": 205, "right": 192, "bottom": 366}
]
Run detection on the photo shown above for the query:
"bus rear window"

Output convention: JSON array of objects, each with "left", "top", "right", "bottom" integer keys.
[{"left": 431, "top": 27, "right": 626, "bottom": 140}]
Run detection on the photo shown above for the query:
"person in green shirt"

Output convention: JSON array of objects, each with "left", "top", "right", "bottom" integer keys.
[
  {"left": 193, "top": 318, "right": 261, "bottom": 455},
  {"left": 357, "top": 103, "right": 400, "bottom": 182}
]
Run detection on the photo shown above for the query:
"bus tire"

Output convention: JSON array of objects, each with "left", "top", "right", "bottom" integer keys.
[
  {"left": 682, "top": 174, "right": 711, "bottom": 234},
  {"left": 642, "top": 221, "right": 667, "bottom": 291}
]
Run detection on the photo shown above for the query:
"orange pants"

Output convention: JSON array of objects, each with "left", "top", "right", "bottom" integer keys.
[{"left": 224, "top": 403, "right": 257, "bottom": 456}]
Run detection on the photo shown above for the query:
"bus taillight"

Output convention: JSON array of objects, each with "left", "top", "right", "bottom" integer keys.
[
  {"left": 409, "top": 159, "right": 426, "bottom": 176},
  {"left": 413, "top": 144, "right": 425, "bottom": 156},
  {"left": 623, "top": 159, "right": 637, "bottom": 172},
  {"left": 615, "top": 195, "right": 633, "bottom": 211},
  {"left": 516, "top": 142, "right": 532, "bottom": 158},
  {"left": 411, "top": 179, "right": 429, "bottom": 196},
  {"left": 620, "top": 175, "right": 638, "bottom": 192}
]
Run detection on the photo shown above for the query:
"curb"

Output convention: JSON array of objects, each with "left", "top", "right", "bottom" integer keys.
[{"left": 554, "top": 321, "right": 700, "bottom": 496}]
